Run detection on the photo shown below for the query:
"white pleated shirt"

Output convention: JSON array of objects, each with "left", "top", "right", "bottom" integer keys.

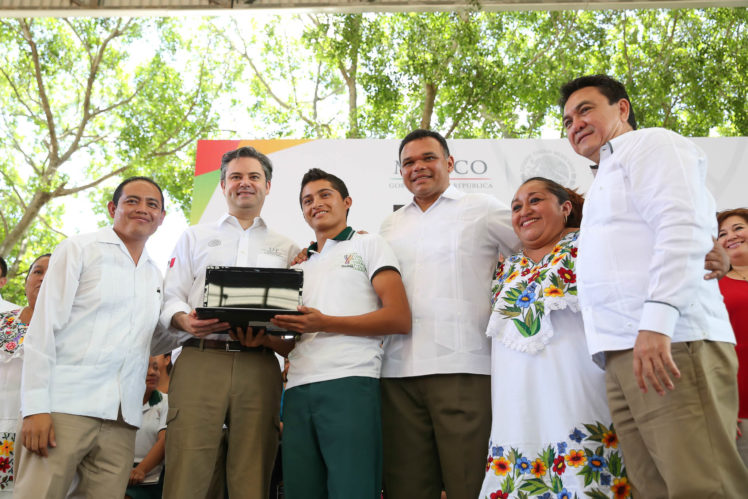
[
  {"left": 379, "top": 185, "right": 517, "bottom": 377},
  {"left": 578, "top": 128, "right": 734, "bottom": 357},
  {"left": 21, "top": 227, "right": 164, "bottom": 427}
]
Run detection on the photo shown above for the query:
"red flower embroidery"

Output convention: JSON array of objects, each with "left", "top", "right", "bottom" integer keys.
[
  {"left": 570, "top": 247, "right": 578, "bottom": 258},
  {"left": 558, "top": 268, "right": 576, "bottom": 283},
  {"left": 552, "top": 455, "right": 566, "bottom": 475},
  {"left": 490, "top": 491, "right": 509, "bottom": 499},
  {"left": 0, "top": 456, "right": 11, "bottom": 473}
]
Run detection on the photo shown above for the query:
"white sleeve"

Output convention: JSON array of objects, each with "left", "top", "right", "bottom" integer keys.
[
  {"left": 21, "top": 239, "right": 83, "bottom": 416},
  {"left": 360, "top": 234, "right": 401, "bottom": 281},
  {"left": 160, "top": 230, "right": 196, "bottom": 330},
  {"left": 623, "top": 132, "right": 714, "bottom": 336},
  {"left": 484, "top": 199, "right": 520, "bottom": 257},
  {"left": 158, "top": 394, "right": 169, "bottom": 431}
]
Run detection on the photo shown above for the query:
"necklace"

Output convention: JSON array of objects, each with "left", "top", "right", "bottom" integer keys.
[{"left": 731, "top": 267, "right": 748, "bottom": 282}]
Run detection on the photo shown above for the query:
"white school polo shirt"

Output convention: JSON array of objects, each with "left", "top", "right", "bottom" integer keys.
[{"left": 286, "top": 229, "right": 400, "bottom": 390}]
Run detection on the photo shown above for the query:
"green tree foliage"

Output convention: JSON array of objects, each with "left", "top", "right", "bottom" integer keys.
[
  {"left": 0, "top": 17, "right": 230, "bottom": 302},
  {"left": 226, "top": 8, "right": 745, "bottom": 139},
  {"left": 1, "top": 8, "right": 744, "bottom": 304}
]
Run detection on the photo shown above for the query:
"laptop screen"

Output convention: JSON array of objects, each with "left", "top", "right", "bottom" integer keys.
[{"left": 203, "top": 266, "right": 303, "bottom": 310}]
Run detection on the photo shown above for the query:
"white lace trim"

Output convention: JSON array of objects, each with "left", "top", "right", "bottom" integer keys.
[{"left": 486, "top": 295, "right": 580, "bottom": 354}]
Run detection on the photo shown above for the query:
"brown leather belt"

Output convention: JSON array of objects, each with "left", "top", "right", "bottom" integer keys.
[{"left": 183, "top": 338, "right": 266, "bottom": 353}]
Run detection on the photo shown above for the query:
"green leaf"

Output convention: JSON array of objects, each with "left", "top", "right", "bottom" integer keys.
[
  {"left": 512, "top": 318, "right": 534, "bottom": 338},
  {"left": 584, "top": 490, "right": 611, "bottom": 499},
  {"left": 608, "top": 452, "right": 623, "bottom": 476},
  {"left": 550, "top": 475, "right": 563, "bottom": 493},
  {"left": 518, "top": 478, "right": 550, "bottom": 494}
]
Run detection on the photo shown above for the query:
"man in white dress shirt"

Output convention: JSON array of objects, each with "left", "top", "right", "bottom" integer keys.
[
  {"left": 0, "top": 257, "right": 20, "bottom": 313},
  {"left": 561, "top": 74, "right": 748, "bottom": 496},
  {"left": 379, "top": 129, "right": 517, "bottom": 499},
  {"left": 14, "top": 176, "right": 166, "bottom": 499},
  {"left": 160, "top": 146, "right": 299, "bottom": 499}
]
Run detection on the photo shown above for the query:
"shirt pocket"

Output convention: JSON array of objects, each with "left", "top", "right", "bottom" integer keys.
[{"left": 588, "top": 167, "right": 629, "bottom": 222}]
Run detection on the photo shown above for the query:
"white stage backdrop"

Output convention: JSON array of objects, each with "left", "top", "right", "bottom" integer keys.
[{"left": 194, "top": 137, "right": 747, "bottom": 248}]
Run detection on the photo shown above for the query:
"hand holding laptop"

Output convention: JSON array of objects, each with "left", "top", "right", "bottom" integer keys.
[
  {"left": 271, "top": 306, "right": 325, "bottom": 333},
  {"left": 172, "top": 310, "right": 231, "bottom": 338}
]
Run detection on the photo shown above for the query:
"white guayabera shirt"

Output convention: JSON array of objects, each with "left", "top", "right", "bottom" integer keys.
[
  {"left": 21, "top": 227, "right": 164, "bottom": 427},
  {"left": 380, "top": 184, "right": 518, "bottom": 378},
  {"left": 577, "top": 127, "right": 735, "bottom": 359}
]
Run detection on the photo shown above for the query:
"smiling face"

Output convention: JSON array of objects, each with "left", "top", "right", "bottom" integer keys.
[
  {"left": 221, "top": 156, "right": 270, "bottom": 217},
  {"left": 562, "top": 86, "right": 633, "bottom": 164},
  {"left": 300, "top": 179, "right": 351, "bottom": 237},
  {"left": 511, "top": 180, "right": 572, "bottom": 253},
  {"left": 108, "top": 180, "right": 165, "bottom": 244},
  {"left": 24, "top": 255, "right": 50, "bottom": 309},
  {"left": 718, "top": 215, "right": 748, "bottom": 265},
  {"left": 399, "top": 137, "right": 453, "bottom": 210}
]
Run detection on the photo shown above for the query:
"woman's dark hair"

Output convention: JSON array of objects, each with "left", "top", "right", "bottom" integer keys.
[
  {"left": 522, "top": 177, "right": 584, "bottom": 229},
  {"left": 717, "top": 208, "right": 748, "bottom": 229}
]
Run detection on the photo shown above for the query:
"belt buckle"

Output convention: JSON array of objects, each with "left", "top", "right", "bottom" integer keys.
[{"left": 225, "top": 341, "right": 241, "bottom": 352}]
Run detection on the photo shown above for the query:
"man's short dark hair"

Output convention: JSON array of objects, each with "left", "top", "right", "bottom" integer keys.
[
  {"left": 0, "top": 256, "right": 7, "bottom": 278},
  {"left": 399, "top": 129, "right": 450, "bottom": 159},
  {"left": 559, "top": 74, "right": 638, "bottom": 130},
  {"left": 220, "top": 146, "right": 273, "bottom": 183},
  {"left": 112, "top": 176, "right": 164, "bottom": 211},
  {"left": 299, "top": 168, "right": 351, "bottom": 218}
]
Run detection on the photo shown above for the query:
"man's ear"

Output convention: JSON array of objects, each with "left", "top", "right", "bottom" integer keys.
[
  {"left": 107, "top": 200, "right": 116, "bottom": 219},
  {"left": 446, "top": 155, "right": 455, "bottom": 173},
  {"left": 0, "top": 276, "right": 7, "bottom": 289},
  {"left": 618, "top": 99, "right": 631, "bottom": 124},
  {"left": 265, "top": 180, "right": 271, "bottom": 195}
]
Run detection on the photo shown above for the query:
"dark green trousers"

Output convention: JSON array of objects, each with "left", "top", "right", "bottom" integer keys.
[{"left": 282, "top": 376, "right": 382, "bottom": 499}]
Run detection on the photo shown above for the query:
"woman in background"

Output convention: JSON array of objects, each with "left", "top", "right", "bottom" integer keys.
[
  {"left": 0, "top": 253, "right": 50, "bottom": 497},
  {"left": 717, "top": 207, "right": 748, "bottom": 466}
]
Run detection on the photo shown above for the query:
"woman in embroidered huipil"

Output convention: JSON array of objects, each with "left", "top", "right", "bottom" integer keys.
[
  {"left": 0, "top": 254, "right": 50, "bottom": 496},
  {"left": 479, "top": 178, "right": 630, "bottom": 499}
]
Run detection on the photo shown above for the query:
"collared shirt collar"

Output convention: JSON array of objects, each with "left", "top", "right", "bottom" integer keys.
[
  {"left": 405, "top": 184, "right": 464, "bottom": 213},
  {"left": 217, "top": 212, "right": 267, "bottom": 230},
  {"left": 308, "top": 226, "right": 355, "bottom": 254},
  {"left": 147, "top": 390, "right": 163, "bottom": 407},
  {"left": 101, "top": 226, "right": 155, "bottom": 268}
]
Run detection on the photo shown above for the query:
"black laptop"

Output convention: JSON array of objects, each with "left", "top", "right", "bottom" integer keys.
[{"left": 195, "top": 266, "right": 303, "bottom": 334}]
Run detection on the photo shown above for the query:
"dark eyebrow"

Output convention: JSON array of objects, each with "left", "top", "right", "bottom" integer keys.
[{"left": 563, "top": 100, "right": 595, "bottom": 121}]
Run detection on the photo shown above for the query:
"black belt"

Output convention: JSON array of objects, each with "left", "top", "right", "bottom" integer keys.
[{"left": 183, "top": 338, "right": 267, "bottom": 353}]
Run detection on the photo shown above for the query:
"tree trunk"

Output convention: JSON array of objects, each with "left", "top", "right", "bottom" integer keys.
[{"left": 420, "top": 82, "right": 437, "bottom": 130}]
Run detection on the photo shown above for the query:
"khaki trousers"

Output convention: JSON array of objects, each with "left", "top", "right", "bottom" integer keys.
[
  {"left": 163, "top": 346, "right": 282, "bottom": 499},
  {"left": 606, "top": 341, "right": 748, "bottom": 498},
  {"left": 13, "top": 412, "right": 136, "bottom": 499},
  {"left": 381, "top": 373, "right": 491, "bottom": 499}
]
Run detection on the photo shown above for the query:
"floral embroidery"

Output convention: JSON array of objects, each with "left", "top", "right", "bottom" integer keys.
[
  {"left": 612, "top": 477, "right": 632, "bottom": 498},
  {"left": 1, "top": 310, "right": 27, "bottom": 357},
  {"left": 483, "top": 421, "right": 630, "bottom": 498},
  {"left": 487, "top": 231, "right": 579, "bottom": 354},
  {"left": 0, "top": 432, "right": 15, "bottom": 490},
  {"left": 565, "top": 449, "right": 586, "bottom": 468},
  {"left": 602, "top": 431, "right": 618, "bottom": 449}
]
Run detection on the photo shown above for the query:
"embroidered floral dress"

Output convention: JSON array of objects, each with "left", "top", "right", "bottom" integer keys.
[
  {"left": 0, "top": 309, "right": 27, "bottom": 495},
  {"left": 479, "top": 231, "right": 631, "bottom": 499}
]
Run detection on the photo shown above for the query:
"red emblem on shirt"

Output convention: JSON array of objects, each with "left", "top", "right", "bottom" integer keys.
[{"left": 169, "top": 257, "right": 175, "bottom": 268}]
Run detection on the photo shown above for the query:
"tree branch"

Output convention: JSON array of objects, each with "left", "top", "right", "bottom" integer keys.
[{"left": 53, "top": 166, "right": 128, "bottom": 198}]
